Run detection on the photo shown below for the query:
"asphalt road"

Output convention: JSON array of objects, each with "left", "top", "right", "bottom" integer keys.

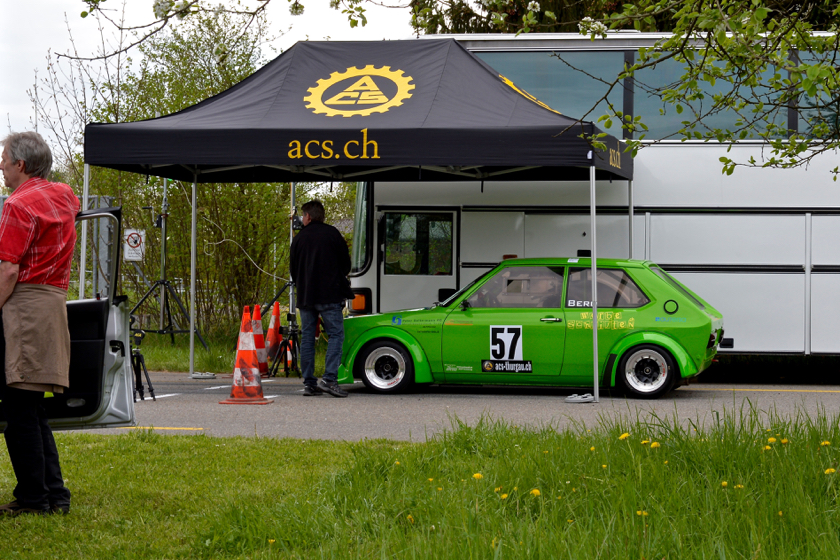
[{"left": 100, "top": 372, "right": 840, "bottom": 441}]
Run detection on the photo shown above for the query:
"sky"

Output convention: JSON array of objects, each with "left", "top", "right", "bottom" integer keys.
[{"left": 1, "top": 0, "right": 414, "bottom": 136}]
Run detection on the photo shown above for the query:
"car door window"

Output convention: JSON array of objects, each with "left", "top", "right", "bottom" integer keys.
[
  {"left": 566, "top": 268, "right": 650, "bottom": 308},
  {"left": 467, "top": 266, "right": 564, "bottom": 308}
]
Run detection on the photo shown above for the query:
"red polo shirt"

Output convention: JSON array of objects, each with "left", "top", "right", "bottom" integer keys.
[{"left": 0, "top": 177, "right": 79, "bottom": 290}]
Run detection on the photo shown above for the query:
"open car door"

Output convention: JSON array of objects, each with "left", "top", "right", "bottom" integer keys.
[{"left": 0, "top": 206, "right": 135, "bottom": 430}]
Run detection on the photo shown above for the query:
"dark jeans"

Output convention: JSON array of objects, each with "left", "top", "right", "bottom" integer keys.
[
  {"left": 299, "top": 303, "right": 345, "bottom": 387},
  {"left": 1, "top": 387, "right": 71, "bottom": 510}
]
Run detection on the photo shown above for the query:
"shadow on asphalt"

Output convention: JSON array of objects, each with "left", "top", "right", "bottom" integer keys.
[{"left": 696, "top": 354, "right": 840, "bottom": 385}]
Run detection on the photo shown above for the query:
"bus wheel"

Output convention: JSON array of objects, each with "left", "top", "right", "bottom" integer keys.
[
  {"left": 618, "top": 345, "right": 677, "bottom": 399},
  {"left": 356, "top": 340, "right": 415, "bottom": 394}
]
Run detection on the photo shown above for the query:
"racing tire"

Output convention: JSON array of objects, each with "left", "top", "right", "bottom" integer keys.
[
  {"left": 617, "top": 345, "right": 677, "bottom": 399},
  {"left": 355, "top": 339, "right": 415, "bottom": 394}
]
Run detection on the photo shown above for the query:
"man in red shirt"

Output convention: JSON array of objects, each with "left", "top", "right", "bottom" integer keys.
[{"left": 0, "top": 132, "right": 78, "bottom": 516}]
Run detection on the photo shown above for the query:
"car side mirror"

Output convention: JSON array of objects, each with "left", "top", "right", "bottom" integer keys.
[{"left": 460, "top": 299, "right": 471, "bottom": 311}]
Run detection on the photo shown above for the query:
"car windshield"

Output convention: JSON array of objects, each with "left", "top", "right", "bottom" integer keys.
[
  {"left": 439, "top": 269, "right": 495, "bottom": 307},
  {"left": 651, "top": 267, "right": 705, "bottom": 310}
]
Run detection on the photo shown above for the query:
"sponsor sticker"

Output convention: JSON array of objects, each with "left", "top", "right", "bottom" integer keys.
[{"left": 481, "top": 360, "right": 534, "bottom": 373}]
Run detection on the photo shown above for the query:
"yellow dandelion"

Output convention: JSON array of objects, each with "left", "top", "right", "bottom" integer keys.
[
  {"left": 636, "top": 510, "right": 646, "bottom": 516},
  {"left": 590, "top": 446, "right": 595, "bottom": 451},
  {"left": 650, "top": 442, "right": 660, "bottom": 449},
  {"left": 544, "top": 450, "right": 549, "bottom": 454},
  {"left": 407, "top": 514, "right": 414, "bottom": 524},
  {"left": 269, "top": 539, "right": 276, "bottom": 544},
  {"left": 473, "top": 473, "right": 483, "bottom": 480},
  {"left": 764, "top": 445, "right": 772, "bottom": 450},
  {"left": 664, "top": 461, "right": 669, "bottom": 465},
  {"left": 778, "top": 511, "right": 783, "bottom": 516},
  {"left": 501, "top": 493, "right": 509, "bottom": 499},
  {"left": 395, "top": 461, "right": 401, "bottom": 465},
  {"left": 494, "top": 486, "right": 502, "bottom": 492},
  {"left": 735, "top": 484, "right": 744, "bottom": 489},
  {"left": 781, "top": 439, "right": 789, "bottom": 444},
  {"left": 567, "top": 519, "right": 574, "bottom": 523},
  {"left": 530, "top": 489, "right": 541, "bottom": 497},
  {"left": 768, "top": 437, "right": 777, "bottom": 443},
  {"left": 619, "top": 433, "right": 630, "bottom": 440},
  {"left": 572, "top": 488, "right": 577, "bottom": 493},
  {"left": 721, "top": 481, "right": 728, "bottom": 488},
  {"left": 513, "top": 487, "right": 518, "bottom": 491},
  {"left": 641, "top": 440, "right": 650, "bottom": 445},
  {"left": 557, "top": 496, "right": 562, "bottom": 500},
  {"left": 602, "top": 464, "right": 607, "bottom": 469},
  {"left": 428, "top": 478, "right": 434, "bottom": 482},
  {"left": 437, "top": 487, "right": 442, "bottom": 491},
  {"left": 822, "top": 441, "right": 831, "bottom": 446},
  {"left": 826, "top": 468, "right": 836, "bottom": 474}
]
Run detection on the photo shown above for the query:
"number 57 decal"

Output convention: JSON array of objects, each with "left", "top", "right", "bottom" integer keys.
[{"left": 490, "top": 326, "right": 523, "bottom": 360}]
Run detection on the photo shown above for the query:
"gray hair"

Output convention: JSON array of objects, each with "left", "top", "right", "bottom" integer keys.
[{"left": 1, "top": 131, "right": 52, "bottom": 179}]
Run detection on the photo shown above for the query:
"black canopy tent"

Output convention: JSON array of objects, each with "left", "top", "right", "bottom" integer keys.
[{"left": 84, "top": 38, "right": 634, "bottom": 400}]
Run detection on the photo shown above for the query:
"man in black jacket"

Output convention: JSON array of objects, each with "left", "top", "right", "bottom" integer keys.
[{"left": 290, "top": 200, "right": 354, "bottom": 397}]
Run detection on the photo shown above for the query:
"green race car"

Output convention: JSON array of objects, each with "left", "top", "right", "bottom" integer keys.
[{"left": 338, "top": 258, "right": 723, "bottom": 399}]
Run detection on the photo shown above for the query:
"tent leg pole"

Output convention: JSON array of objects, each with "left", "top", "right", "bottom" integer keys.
[
  {"left": 290, "top": 182, "right": 296, "bottom": 312},
  {"left": 190, "top": 178, "right": 196, "bottom": 377},
  {"left": 590, "top": 165, "right": 599, "bottom": 403},
  {"left": 628, "top": 180, "right": 634, "bottom": 259},
  {"left": 79, "top": 163, "right": 90, "bottom": 300},
  {"left": 188, "top": 176, "right": 214, "bottom": 379}
]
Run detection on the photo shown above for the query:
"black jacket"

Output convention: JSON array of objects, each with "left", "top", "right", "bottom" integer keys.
[{"left": 290, "top": 221, "right": 354, "bottom": 308}]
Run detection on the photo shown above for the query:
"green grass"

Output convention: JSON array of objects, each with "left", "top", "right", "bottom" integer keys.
[
  {"left": 138, "top": 332, "right": 329, "bottom": 374},
  {"left": 3, "top": 405, "right": 840, "bottom": 558}
]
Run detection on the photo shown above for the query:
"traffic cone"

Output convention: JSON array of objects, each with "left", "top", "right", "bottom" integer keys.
[
  {"left": 252, "top": 304, "right": 269, "bottom": 378},
  {"left": 220, "top": 307, "right": 273, "bottom": 405},
  {"left": 267, "top": 302, "right": 282, "bottom": 362}
]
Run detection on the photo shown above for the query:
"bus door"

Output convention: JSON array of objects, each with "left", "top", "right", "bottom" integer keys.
[{"left": 377, "top": 210, "right": 458, "bottom": 312}]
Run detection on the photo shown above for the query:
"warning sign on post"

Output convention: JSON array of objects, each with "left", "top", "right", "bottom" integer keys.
[{"left": 124, "top": 229, "right": 145, "bottom": 262}]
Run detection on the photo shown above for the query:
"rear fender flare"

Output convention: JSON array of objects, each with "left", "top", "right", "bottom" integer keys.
[
  {"left": 607, "top": 332, "right": 697, "bottom": 386},
  {"left": 342, "top": 327, "right": 433, "bottom": 384}
]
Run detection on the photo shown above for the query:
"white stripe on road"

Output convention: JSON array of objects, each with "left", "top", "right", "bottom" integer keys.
[
  {"left": 203, "top": 386, "right": 229, "bottom": 390},
  {"left": 263, "top": 395, "right": 279, "bottom": 399},
  {"left": 136, "top": 393, "right": 179, "bottom": 400}
]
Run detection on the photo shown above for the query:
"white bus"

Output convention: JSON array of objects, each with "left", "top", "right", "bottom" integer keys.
[{"left": 347, "top": 33, "right": 840, "bottom": 356}]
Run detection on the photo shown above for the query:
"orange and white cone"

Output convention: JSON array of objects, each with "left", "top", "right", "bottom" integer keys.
[
  {"left": 252, "top": 304, "right": 269, "bottom": 378},
  {"left": 220, "top": 307, "right": 273, "bottom": 405},
  {"left": 267, "top": 302, "right": 282, "bottom": 362}
]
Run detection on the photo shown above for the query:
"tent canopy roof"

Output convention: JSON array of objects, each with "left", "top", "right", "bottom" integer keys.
[{"left": 84, "top": 39, "right": 632, "bottom": 183}]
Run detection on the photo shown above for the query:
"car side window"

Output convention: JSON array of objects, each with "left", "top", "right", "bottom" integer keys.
[
  {"left": 566, "top": 268, "right": 650, "bottom": 308},
  {"left": 467, "top": 266, "right": 564, "bottom": 308}
]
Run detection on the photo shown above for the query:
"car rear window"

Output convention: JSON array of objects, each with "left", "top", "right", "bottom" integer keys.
[
  {"left": 650, "top": 267, "right": 706, "bottom": 310},
  {"left": 566, "top": 268, "right": 650, "bottom": 308}
]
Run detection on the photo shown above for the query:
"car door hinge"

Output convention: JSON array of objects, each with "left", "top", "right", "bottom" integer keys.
[{"left": 110, "top": 340, "right": 125, "bottom": 357}]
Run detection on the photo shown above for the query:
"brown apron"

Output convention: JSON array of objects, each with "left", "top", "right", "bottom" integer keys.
[{"left": 3, "top": 283, "right": 70, "bottom": 391}]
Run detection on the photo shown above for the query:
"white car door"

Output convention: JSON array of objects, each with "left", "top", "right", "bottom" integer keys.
[{"left": 0, "top": 207, "right": 136, "bottom": 430}]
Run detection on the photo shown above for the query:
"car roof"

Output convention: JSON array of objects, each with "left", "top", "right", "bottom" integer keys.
[{"left": 496, "top": 257, "right": 651, "bottom": 268}]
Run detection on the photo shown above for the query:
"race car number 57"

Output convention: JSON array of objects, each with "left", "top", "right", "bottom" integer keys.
[{"left": 490, "top": 326, "right": 523, "bottom": 360}]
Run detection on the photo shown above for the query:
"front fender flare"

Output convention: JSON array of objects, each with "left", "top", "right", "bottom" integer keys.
[
  {"left": 339, "top": 327, "right": 433, "bottom": 384},
  {"left": 606, "top": 332, "right": 697, "bottom": 386}
]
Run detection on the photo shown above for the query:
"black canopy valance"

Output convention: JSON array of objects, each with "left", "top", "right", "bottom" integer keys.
[{"left": 85, "top": 38, "right": 632, "bottom": 183}]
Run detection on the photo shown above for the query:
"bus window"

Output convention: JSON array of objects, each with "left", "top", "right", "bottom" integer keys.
[
  {"left": 351, "top": 182, "right": 370, "bottom": 275},
  {"left": 384, "top": 213, "right": 453, "bottom": 276}
]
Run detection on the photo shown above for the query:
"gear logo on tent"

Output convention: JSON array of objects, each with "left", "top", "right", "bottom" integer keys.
[{"left": 304, "top": 66, "right": 415, "bottom": 117}]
